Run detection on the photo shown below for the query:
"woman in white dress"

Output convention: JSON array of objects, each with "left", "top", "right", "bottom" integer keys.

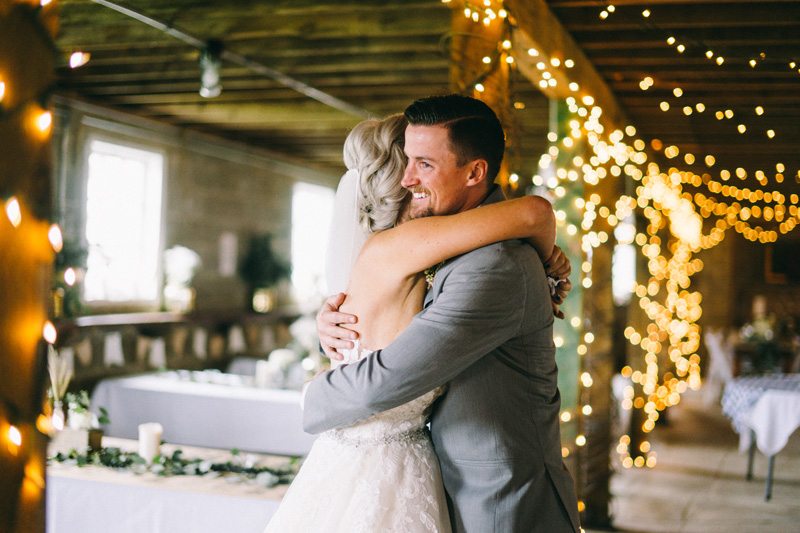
[{"left": 264, "top": 114, "right": 564, "bottom": 532}]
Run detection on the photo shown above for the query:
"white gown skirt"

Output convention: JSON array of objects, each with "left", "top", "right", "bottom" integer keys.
[{"left": 263, "top": 427, "right": 451, "bottom": 533}]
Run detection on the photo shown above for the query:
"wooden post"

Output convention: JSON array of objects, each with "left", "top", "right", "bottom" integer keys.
[
  {"left": 499, "top": 1, "right": 629, "bottom": 526},
  {"left": 580, "top": 174, "right": 618, "bottom": 528},
  {"left": 448, "top": 7, "right": 511, "bottom": 189},
  {"left": 0, "top": 2, "right": 58, "bottom": 532},
  {"left": 504, "top": 0, "right": 628, "bottom": 131}
]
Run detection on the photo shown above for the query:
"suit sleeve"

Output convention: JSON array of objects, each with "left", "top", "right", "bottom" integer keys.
[{"left": 303, "top": 243, "right": 529, "bottom": 434}]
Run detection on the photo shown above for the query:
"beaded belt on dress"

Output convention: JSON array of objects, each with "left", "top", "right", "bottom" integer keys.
[{"left": 321, "top": 426, "right": 428, "bottom": 448}]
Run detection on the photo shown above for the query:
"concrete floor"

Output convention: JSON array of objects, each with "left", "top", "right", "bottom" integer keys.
[{"left": 593, "top": 391, "right": 800, "bottom": 533}]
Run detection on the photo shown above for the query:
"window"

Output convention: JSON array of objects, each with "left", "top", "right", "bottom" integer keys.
[
  {"left": 612, "top": 217, "right": 637, "bottom": 306},
  {"left": 291, "top": 182, "right": 335, "bottom": 308},
  {"left": 83, "top": 139, "right": 164, "bottom": 303}
]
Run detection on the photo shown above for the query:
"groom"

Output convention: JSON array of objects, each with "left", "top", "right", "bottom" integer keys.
[{"left": 306, "top": 94, "right": 580, "bottom": 532}]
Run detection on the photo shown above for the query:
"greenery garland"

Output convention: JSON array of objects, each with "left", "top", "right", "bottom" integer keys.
[{"left": 50, "top": 447, "right": 299, "bottom": 488}]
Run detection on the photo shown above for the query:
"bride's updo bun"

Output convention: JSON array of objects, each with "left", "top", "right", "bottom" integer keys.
[{"left": 343, "top": 114, "right": 409, "bottom": 234}]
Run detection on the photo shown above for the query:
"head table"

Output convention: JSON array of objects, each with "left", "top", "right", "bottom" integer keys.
[
  {"left": 91, "top": 370, "right": 316, "bottom": 456},
  {"left": 47, "top": 437, "right": 287, "bottom": 533}
]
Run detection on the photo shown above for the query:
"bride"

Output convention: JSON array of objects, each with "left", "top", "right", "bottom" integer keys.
[{"left": 264, "top": 113, "right": 566, "bottom": 532}]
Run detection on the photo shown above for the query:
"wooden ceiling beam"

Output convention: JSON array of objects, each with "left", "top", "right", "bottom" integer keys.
[
  {"left": 59, "top": 59, "right": 448, "bottom": 84},
  {"left": 574, "top": 26, "right": 800, "bottom": 49},
  {"left": 549, "top": 0, "right": 799, "bottom": 6},
  {"left": 58, "top": 71, "right": 451, "bottom": 96},
  {"left": 61, "top": 51, "right": 448, "bottom": 79},
  {"left": 611, "top": 81, "right": 800, "bottom": 92},
  {"left": 100, "top": 85, "right": 460, "bottom": 106},
  {"left": 72, "top": 40, "right": 445, "bottom": 65},
  {"left": 620, "top": 95, "right": 800, "bottom": 105},
  {"left": 553, "top": 4, "right": 800, "bottom": 31},
  {"left": 505, "top": 0, "right": 629, "bottom": 128},
  {"left": 604, "top": 70, "right": 800, "bottom": 80},
  {"left": 58, "top": 5, "right": 450, "bottom": 44}
]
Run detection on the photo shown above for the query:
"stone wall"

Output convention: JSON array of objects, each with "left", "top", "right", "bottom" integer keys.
[{"left": 53, "top": 97, "right": 339, "bottom": 313}]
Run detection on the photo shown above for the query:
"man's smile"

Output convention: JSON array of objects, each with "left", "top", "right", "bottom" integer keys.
[{"left": 411, "top": 189, "right": 430, "bottom": 200}]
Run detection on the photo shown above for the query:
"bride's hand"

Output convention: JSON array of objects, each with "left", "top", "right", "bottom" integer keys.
[
  {"left": 317, "top": 293, "right": 359, "bottom": 361},
  {"left": 544, "top": 245, "right": 571, "bottom": 280},
  {"left": 544, "top": 246, "right": 572, "bottom": 319},
  {"left": 550, "top": 278, "right": 571, "bottom": 319}
]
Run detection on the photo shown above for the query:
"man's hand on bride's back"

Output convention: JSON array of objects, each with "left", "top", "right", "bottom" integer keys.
[{"left": 317, "top": 293, "right": 359, "bottom": 361}]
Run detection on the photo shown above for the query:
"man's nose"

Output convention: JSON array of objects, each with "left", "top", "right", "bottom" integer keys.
[{"left": 401, "top": 164, "right": 416, "bottom": 188}]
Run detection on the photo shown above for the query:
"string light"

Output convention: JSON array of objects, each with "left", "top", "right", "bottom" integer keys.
[
  {"left": 5, "top": 196, "right": 22, "bottom": 227},
  {"left": 8, "top": 425, "right": 22, "bottom": 447},
  {"left": 451, "top": 0, "right": 800, "bottom": 472},
  {"left": 64, "top": 267, "right": 77, "bottom": 286},
  {"left": 35, "top": 110, "right": 52, "bottom": 134},
  {"left": 69, "top": 51, "right": 91, "bottom": 69},
  {"left": 48, "top": 224, "right": 63, "bottom": 252},
  {"left": 43, "top": 321, "right": 57, "bottom": 345}
]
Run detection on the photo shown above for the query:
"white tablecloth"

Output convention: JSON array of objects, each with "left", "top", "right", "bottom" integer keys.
[
  {"left": 47, "top": 438, "right": 285, "bottom": 533},
  {"left": 722, "top": 374, "right": 800, "bottom": 455},
  {"left": 740, "top": 390, "right": 800, "bottom": 456},
  {"left": 91, "top": 372, "right": 316, "bottom": 456},
  {"left": 227, "top": 356, "right": 261, "bottom": 376}
]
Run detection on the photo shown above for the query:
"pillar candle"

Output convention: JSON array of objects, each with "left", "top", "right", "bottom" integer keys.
[{"left": 138, "top": 422, "right": 163, "bottom": 463}]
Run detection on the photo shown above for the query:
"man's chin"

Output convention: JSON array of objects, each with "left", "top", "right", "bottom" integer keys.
[{"left": 410, "top": 205, "right": 434, "bottom": 219}]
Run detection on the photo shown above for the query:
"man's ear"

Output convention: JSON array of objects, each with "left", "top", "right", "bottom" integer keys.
[{"left": 465, "top": 159, "right": 489, "bottom": 188}]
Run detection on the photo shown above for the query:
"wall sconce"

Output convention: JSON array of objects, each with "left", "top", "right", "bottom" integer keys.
[{"left": 199, "top": 40, "right": 223, "bottom": 98}]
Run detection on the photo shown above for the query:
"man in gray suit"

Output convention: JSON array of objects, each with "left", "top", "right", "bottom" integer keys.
[{"left": 305, "top": 94, "right": 580, "bottom": 532}]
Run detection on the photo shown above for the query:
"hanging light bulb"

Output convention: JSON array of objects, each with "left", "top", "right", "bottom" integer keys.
[
  {"left": 69, "top": 51, "right": 91, "bottom": 69},
  {"left": 199, "top": 40, "right": 223, "bottom": 98}
]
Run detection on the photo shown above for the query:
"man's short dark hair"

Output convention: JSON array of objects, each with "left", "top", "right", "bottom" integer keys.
[{"left": 403, "top": 94, "right": 505, "bottom": 181}]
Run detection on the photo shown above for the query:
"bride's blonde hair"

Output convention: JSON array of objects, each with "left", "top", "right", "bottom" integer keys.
[{"left": 343, "top": 114, "right": 409, "bottom": 233}]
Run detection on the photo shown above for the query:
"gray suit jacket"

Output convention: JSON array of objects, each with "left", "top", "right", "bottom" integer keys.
[{"left": 304, "top": 189, "right": 580, "bottom": 532}]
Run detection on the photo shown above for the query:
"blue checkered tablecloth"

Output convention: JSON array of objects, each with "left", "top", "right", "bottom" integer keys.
[{"left": 721, "top": 374, "right": 800, "bottom": 435}]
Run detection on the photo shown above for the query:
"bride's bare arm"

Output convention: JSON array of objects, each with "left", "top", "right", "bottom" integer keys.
[{"left": 362, "top": 195, "right": 555, "bottom": 279}]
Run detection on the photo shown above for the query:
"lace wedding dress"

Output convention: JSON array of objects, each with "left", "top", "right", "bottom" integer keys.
[{"left": 263, "top": 341, "right": 451, "bottom": 533}]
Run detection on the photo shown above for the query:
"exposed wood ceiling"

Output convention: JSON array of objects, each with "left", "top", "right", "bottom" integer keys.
[
  {"left": 54, "top": 0, "right": 800, "bottom": 189},
  {"left": 54, "top": 0, "right": 455, "bottom": 175},
  {"left": 546, "top": 0, "right": 800, "bottom": 186}
]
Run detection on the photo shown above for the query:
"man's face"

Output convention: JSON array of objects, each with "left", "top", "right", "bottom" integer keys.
[{"left": 401, "top": 124, "right": 473, "bottom": 219}]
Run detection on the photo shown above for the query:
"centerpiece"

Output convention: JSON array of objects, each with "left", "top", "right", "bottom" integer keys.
[{"left": 238, "top": 233, "right": 291, "bottom": 313}]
